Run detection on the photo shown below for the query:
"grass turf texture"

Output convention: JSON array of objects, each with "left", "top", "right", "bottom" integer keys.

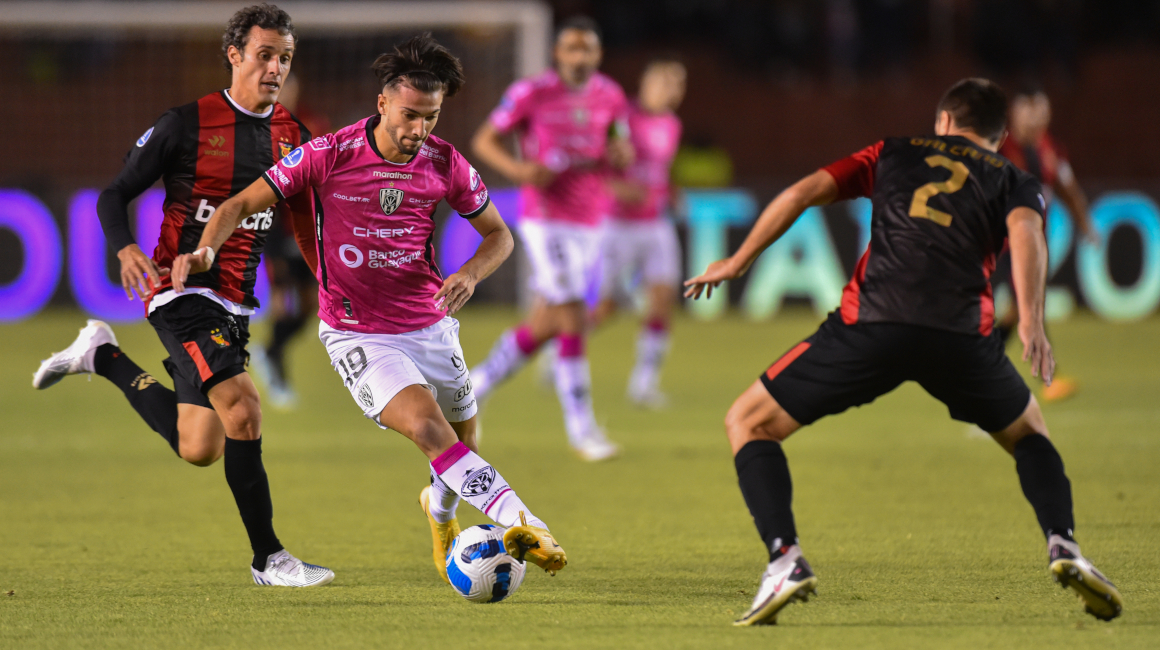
[{"left": 1, "top": 307, "right": 1157, "bottom": 649}]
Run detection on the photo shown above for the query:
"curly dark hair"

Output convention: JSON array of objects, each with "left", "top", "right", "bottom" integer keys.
[
  {"left": 371, "top": 33, "right": 465, "bottom": 98},
  {"left": 221, "top": 3, "right": 297, "bottom": 72}
]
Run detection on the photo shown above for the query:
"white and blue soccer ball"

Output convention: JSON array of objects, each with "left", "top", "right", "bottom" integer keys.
[{"left": 445, "top": 524, "right": 526, "bottom": 603}]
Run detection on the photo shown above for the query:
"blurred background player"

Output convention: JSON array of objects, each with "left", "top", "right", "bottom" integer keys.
[
  {"left": 591, "top": 57, "right": 686, "bottom": 408},
  {"left": 249, "top": 72, "right": 330, "bottom": 409},
  {"left": 31, "top": 4, "right": 331, "bottom": 587},
  {"left": 687, "top": 79, "right": 1121, "bottom": 625},
  {"left": 174, "top": 33, "right": 567, "bottom": 581},
  {"left": 996, "top": 87, "right": 1096, "bottom": 402},
  {"left": 469, "top": 17, "right": 631, "bottom": 461}
]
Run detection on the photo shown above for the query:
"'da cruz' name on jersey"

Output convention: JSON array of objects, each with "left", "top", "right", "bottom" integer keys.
[
  {"left": 823, "top": 135, "right": 1046, "bottom": 337},
  {"left": 97, "top": 89, "right": 317, "bottom": 311}
]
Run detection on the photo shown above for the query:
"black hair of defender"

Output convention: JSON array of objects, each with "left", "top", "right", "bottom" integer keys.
[
  {"left": 372, "top": 32, "right": 465, "bottom": 98},
  {"left": 555, "top": 15, "right": 602, "bottom": 43},
  {"left": 936, "top": 78, "right": 1008, "bottom": 143},
  {"left": 221, "top": 3, "right": 297, "bottom": 72}
]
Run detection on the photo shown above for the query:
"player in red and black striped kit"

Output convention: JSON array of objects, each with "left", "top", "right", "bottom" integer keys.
[
  {"left": 32, "top": 5, "right": 332, "bottom": 587},
  {"left": 686, "top": 79, "right": 1121, "bottom": 625}
]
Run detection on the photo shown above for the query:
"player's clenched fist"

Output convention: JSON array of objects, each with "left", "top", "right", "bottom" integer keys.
[
  {"left": 170, "top": 247, "right": 215, "bottom": 293},
  {"left": 434, "top": 271, "right": 477, "bottom": 316}
]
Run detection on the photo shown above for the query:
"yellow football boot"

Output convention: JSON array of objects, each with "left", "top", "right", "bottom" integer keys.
[
  {"left": 503, "top": 512, "right": 568, "bottom": 576},
  {"left": 419, "top": 485, "right": 460, "bottom": 584}
]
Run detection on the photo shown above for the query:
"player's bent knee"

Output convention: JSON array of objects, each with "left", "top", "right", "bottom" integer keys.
[
  {"left": 180, "top": 442, "right": 223, "bottom": 467},
  {"left": 992, "top": 395, "right": 1050, "bottom": 454}
]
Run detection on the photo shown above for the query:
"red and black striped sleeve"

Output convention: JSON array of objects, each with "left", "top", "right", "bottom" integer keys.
[{"left": 821, "top": 140, "right": 884, "bottom": 201}]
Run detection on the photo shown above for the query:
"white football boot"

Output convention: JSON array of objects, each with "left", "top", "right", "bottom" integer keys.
[
  {"left": 734, "top": 545, "right": 817, "bottom": 626},
  {"left": 33, "top": 320, "right": 118, "bottom": 389},
  {"left": 251, "top": 550, "right": 334, "bottom": 587},
  {"left": 1048, "top": 534, "right": 1123, "bottom": 621},
  {"left": 571, "top": 428, "right": 621, "bottom": 462}
]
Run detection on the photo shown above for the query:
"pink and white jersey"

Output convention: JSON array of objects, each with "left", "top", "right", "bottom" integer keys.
[
  {"left": 612, "top": 102, "right": 682, "bottom": 222},
  {"left": 488, "top": 70, "right": 629, "bottom": 227},
  {"left": 264, "top": 116, "right": 490, "bottom": 335}
]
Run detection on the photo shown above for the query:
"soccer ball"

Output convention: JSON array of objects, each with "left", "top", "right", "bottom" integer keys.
[{"left": 445, "top": 524, "right": 526, "bottom": 603}]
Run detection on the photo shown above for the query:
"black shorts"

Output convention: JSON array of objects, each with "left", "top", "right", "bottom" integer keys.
[
  {"left": 760, "top": 312, "right": 1031, "bottom": 433},
  {"left": 148, "top": 294, "right": 251, "bottom": 408}
]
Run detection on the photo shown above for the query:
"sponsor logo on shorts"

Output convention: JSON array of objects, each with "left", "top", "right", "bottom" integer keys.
[
  {"left": 136, "top": 127, "right": 154, "bottom": 147},
  {"left": 373, "top": 171, "right": 412, "bottom": 180},
  {"left": 451, "top": 352, "right": 464, "bottom": 371},
  {"left": 460, "top": 466, "right": 495, "bottom": 497},
  {"left": 358, "top": 383, "right": 374, "bottom": 409},
  {"left": 209, "top": 328, "right": 230, "bottom": 347},
  {"left": 453, "top": 379, "right": 472, "bottom": 402},
  {"left": 452, "top": 399, "right": 476, "bottom": 413},
  {"left": 379, "top": 188, "right": 404, "bottom": 215},
  {"left": 282, "top": 147, "right": 304, "bottom": 168}
]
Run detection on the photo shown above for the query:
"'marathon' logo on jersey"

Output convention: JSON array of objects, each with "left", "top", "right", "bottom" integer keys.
[
  {"left": 373, "top": 171, "right": 413, "bottom": 180},
  {"left": 379, "top": 188, "right": 404, "bottom": 215}
]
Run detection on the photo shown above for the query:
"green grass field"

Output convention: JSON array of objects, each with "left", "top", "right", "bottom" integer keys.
[{"left": 1, "top": 307, "right": 1158, "bottom": 649}]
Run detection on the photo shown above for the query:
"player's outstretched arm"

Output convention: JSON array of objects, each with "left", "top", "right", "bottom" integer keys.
[
  {"left": 434, "top": 203, "right": 513, "bottom": 316},
  {"left": 1008, "top": 206, "right": 1055, "bottom": 385},
  {"left": 171, "top": 179, "right": 278, "bottom": 292},
  {"left": 684, "top": 169, "right": 838, "bottom": 300}
]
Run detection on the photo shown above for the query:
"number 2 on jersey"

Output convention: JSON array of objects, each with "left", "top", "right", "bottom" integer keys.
[{"left": 909, "top": 155, "right": 970, "bottom": 227}]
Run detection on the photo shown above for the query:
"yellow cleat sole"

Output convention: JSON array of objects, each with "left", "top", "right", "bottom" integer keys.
[
  {"left": 1051, "top": 559, "right": 1123, "bottom": 621},
  {"left": 733, "top": 578, "right": 818, "bottom": 627}
]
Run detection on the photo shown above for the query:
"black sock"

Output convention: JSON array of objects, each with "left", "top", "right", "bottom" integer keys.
[
  {"left": 267, "top": 316, "right": 306, "bottom": 376},
  {"left": 1014, "top": 434, "right": 1075, "bottom": 541},
  {"left": 93, "top": 344, "right": 180, "bottom": 456},
  {"left": 223, "top": 437, "right": 284, "bottom": 570},
  {"left": 735, "top": 440, "right": 799, "bottom": 561}
]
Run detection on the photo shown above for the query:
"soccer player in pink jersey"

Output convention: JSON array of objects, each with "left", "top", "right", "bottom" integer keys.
[
  {"left": 470, "top": 17, "right": 632, "bottom": 461},
  {"left": 593, "top": 57, "right": 687, "bottom": 408},
  {"left": 171, "top": 34, "right": 567, "bottom": 583}
]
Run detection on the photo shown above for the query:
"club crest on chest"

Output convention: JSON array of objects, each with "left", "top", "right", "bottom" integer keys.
[{"left": 379, "top": 188, "right": 405, "bottom": 215}]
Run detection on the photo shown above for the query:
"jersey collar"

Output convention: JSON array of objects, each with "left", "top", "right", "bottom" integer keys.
[
  {"left": 223, "top": 89, "right": 274, "bottom": 119},
  {"left": 365, "top": 115, "right": 417, "bottom": 166}
]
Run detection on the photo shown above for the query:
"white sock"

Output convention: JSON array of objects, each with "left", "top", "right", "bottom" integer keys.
[
  {"left": 472, "top": 328, "right": 533, "bottom": 400},
  {"left": 629, "top": 327, "right": 670, "bottom": 396},
  {"left": 553, "top": 356, "right": 598, "bottom": 446},
  {"left": 427, "top": 465, "right": 460, "bottom": 524},
  {"left": 431, "top": 442, "right": 546, "bottom": 530}
]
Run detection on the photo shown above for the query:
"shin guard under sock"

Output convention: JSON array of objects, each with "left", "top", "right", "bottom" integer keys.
[
  {"left": 93, "top": 343, "right": 180, "bottom": 456},
  {"left": 223, "top": 437, "right": 284, "bottom": 569},
  {"left": 735, "top": 440, "right": 799, "bottom": 561},
  {"left": 1013, "top": 434, "right": 1075, "bottom": 540}
]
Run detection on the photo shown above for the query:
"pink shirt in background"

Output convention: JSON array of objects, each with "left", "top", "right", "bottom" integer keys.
[
  {"left": 488, "top": 70, "right": 629, "bottom": 227},
  {"left": 612, "top": 102, "right": 682, "bottom": 222},
  {"left": 264, "top": 116, "right": 490, "bottom": 335}
]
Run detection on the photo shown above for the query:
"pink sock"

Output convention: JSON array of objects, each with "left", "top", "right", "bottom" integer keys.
[
  {"left": 646, "top": 318, "right": 668, "bottom": 333},
  {"left": 514, "top": 325, "right": 541, "bottom": 355},
  {"left": 557, "top": 333, "right": 584, "bottom": 358}
]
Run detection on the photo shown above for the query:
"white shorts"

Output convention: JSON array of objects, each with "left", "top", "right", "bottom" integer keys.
[
  {"left": 517, "top": 219, "right": 601, "bottom": 305},
  {"left": 598, "top": 218, "right": 682, "bottom": 302},
  {"left": 318, "top": 317, "right": 477, "bottom": 429}
]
